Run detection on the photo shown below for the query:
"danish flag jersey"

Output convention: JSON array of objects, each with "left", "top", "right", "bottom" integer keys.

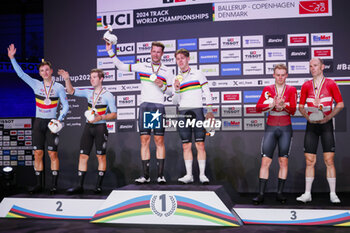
[
  {"left": 256, "top": 85, "right": 297, "bottom": 126},
  {"left": 299, "top": 78, "right": 343, "bottom": 116}
]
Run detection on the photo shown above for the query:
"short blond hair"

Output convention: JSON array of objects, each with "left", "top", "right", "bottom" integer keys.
[{"left": 273, "top": 64, "right": 288, "bottom": 74}]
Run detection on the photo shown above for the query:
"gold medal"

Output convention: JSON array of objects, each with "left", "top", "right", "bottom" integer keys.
[
  {"left": 176, "top": 75, "right": 183, "bottom": 83},
  {"left": 150, "top": 73, "right": 157, "bottom": 81}
]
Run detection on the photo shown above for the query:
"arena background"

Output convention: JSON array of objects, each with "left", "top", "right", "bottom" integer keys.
[{"left": 1, "top": 0, "right": 350, "bottom": 194}]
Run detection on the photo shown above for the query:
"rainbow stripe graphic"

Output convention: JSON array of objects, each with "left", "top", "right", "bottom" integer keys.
[
  {"left": 174, "top": 196, "right": 240, "bottom": 226},
  {"left": 91, "top": 195, "right": 152, "bottom": 223},
  {"left": 91, "top": 194, "right": 240, "bottom": 226},
  {"left": 180, "top": 80, "right": 201, "bottom": 93},
  {"left": 139, "top": 73, "right": 167, "bottom": 85},
  {"left": 6, "top": 205, "right": 92, "bottom": 220},
  {"left": 212, "top": 3, "right": 215, "bottom": 21},
  {"left": 335, "top": 78, "right": 350, "bottom": 84},
  {"left": 97, "top": 16, "right": 102, "bottom": 28},
  {"left": 243, "top": 212, "right": 350, "bottom": 226}
]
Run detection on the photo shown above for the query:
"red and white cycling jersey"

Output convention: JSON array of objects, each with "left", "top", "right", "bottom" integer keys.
[
  {"left": 299, "top": 78, "right": 343, "bottom": 116},
  {"left": 256, "top": 84, "right": 297, "bottom": 126}
]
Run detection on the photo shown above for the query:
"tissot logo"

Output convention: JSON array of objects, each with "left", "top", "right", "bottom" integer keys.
[
  {"left": 137, "top": 42, "right": 152, "bottom": 54},
  {"left": 288, "top": 47, "right": 309, "bottom": 60},
  {"left": 221, "top": 36, "right": 241, "bottom": 48},
  {"left": 265, "top": 35, "right": 285, "bottom": 46}
]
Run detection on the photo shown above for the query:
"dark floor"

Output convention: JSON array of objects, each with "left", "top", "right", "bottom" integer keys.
[{"left": 0, "top": 186, "right": 349, "bottom": 233}]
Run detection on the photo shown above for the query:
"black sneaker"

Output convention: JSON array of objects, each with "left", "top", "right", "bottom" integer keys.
[
  {"left": 28, "top": 185, "right": 43, "bottom": 194},
  {"left": 252, "top": 194, "right": 264, "bottom": 205},
  {"left": 276, "top": 193, "right": 287, "bottom": 204},
  {"left": 66, "top": 186, "right": 84, "bottom": 195}
]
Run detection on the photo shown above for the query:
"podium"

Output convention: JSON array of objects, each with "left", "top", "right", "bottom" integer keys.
[{"left": 91, "top": 185, "right": 242, "bottom": 226}]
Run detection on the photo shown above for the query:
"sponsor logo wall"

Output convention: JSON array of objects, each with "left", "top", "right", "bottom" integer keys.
[
  {"left": 75, "top": 0, "right": 339, "bottom": 132},
  {"left": 90, "top": 30, "right": 336, "bottom": 132}
]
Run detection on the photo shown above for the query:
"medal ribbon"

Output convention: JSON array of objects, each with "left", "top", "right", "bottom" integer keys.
[
  {"left": 180, "top": 67, "right": 191, "bottom": 79},
  {"left": 313, "top": 77, "right": 325, "bottom": 100},
  {"left": 151, "top": 62, "right": 162, "bottom": 75},
  {"left": 274, "top": 84, "right": 286, "bottom": 98},
  {"left": 92, "top": 87, "right": 104, "bottom": 109},
  {"left": 43, "top": 80, "right": 54, "bottom": 101}
]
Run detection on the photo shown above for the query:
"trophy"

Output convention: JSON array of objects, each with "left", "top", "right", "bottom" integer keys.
[
  {"left": 85, "top": 108, "right": 97, "bottom": 122},
  {"left": 263, "top": 91, "right": 274, "bottom": 104},
  {"left": 48, "top": 119, "right": 63, "bottom": 134},
  {"left": 309, "top": 104, "right": 324, "bottom": 121},
  {"left": 103, "top": 25, "right": 118, "bottom": 45}
]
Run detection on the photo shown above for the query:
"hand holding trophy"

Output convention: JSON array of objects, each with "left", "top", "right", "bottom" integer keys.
[
  {"left": 48, "top": 119, "right": 63, "bottom": 134},
  {"left": 309, "top": 104, "right": 324, "bottom": 121},
  {"left": 85, "top": 108, "right": 98, "bottom": 122},
  {"left": 103, "top": 25, "right": 118, "bottom": 45}
]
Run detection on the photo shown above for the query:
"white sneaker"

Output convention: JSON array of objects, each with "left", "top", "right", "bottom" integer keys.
[
  {"left": 178, "top": 175, "right": 194, "bottom": 184},
  {"left": 330, "top": 192, "right": 341, "bottom": 204},
  {"left": 199, "top": 175, "right": 210, "bottom": 184},
  {"left": 296, "top": 192, "right": 312, "bottom": 203},
  {"left": 135, "top": 176, "right": 150, "bottom": 184},
  {"left": 157, "top": 176, "right": 166, "bottom": 184}
]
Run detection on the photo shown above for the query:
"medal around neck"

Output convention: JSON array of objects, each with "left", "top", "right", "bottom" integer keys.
[
  {"left": 150, "top": 73, "right": 157, "bottom": 81},
  {"left": 85, "top": 108, "right": 97, "bottom": 122},
  {"left": 48, "top": 119, "right": 63, "bottom": 134},
  {"left": 44, "top": 98, "right": 51, "bottom": 105},
  {"left": 176, "top": 75, "right": 183, "bottom": 83}
]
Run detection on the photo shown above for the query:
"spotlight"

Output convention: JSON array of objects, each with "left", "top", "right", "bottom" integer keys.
[
  {"left": 1, "top": 166, "right": 16, "bottom": 195},
  {"left": 3, "top": 166, "right": 13, "bottom": 173}
]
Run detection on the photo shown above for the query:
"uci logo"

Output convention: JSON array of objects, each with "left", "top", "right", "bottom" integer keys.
[
  {"left": 101, "top": 11, "right": 133, "bottom": 29},
  {"left": 118, "top": 45, "right": 134, "bottom": 53}
]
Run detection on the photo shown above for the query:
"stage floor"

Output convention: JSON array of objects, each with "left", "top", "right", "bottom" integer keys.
[{"left": 0, "top": 186, "right": 349, "bottom": 233}]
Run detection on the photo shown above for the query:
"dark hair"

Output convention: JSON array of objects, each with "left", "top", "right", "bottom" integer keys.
[
  {"left": 175, "top": 48, "right": 190, "bottom": 58},
  {"left": 90, "top": 68, "right": 105, "bottom": 79},
  {"left": 151, "top": 41, "right": 165, "bottom": 52}
]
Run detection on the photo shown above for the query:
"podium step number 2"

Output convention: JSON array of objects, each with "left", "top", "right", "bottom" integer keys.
[{"left": 0, "top": 198, "right": 104, "bottom": 220}]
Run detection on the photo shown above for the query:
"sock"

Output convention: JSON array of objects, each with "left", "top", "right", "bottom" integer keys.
[
  {"left": 198, "top": 160, "right": 206, "bottom": 176},
  {"left": 96, "top": 170, "right": 105, "bottom": 188},
  {"left": 34, "top": 170, "right": 43, "bottom": 187},
  {"left": 142, "top": 160, "right": 150, "bottom": 179},
  {"left": 51, "top": 170, "right": 59, "bottom": 188},
  {"left": 78, "top": 170, "right": 86, "bottom": 188},
  {"left": 184, "top": 160, "right": 193, "bottom": 176},
  {"left": 327, "top": 177, "right": 336, "bottom": 193},
  {"left": 259, "top": 178, "right": 268, "bottom": 195},
  {"left": 277, "top": 178, "right": 286, "bottom": 194},
  {"left": 305, "top": 177, "right": 314, "bottom": 193},
  {"left": 157, "top": 159, "right": 165, "bottom": 177}
]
